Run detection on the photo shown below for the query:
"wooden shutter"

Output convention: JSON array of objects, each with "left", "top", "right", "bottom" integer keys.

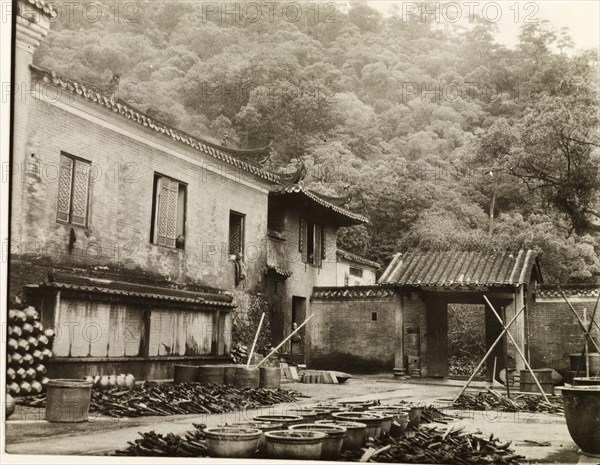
[
  {"left": 57, "top": 155, "right": 74, "bottom": 223},
  {"left": 299, "top": 217, "right": 305, "bottom": 253},
  {"left": 299, "top": 218, "right": 308, "bottom": 262},
  {"left": 314, "top": 224, "right": 322, "bottom": 266},
  {"left": 321, "top": 225, "right": 326, "bottom": 260},
  {"left": 71, "top": 160, "right": 90, "bottom": 226},
  {"left": 156, "top": 177, "right": 179, "bottom": 247}
]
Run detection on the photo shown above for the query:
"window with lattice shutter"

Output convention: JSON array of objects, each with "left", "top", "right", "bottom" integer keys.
[
  {"left": 156, "top": 177, "right": 179, "bottom": 248},
  {"left": 229, "top": 212, "right": 245, "bottom": 255},
  {"left": 299, "top": 217, "right": 305, "bottom": 253},
  {"left": 71, "top": 161, "right": 90, "bottom": 226},
  {"left": 314, "top": 224, "right": 322, "bottom": 266},
  {"left": 57, "top": 155, "right": 73, "bottom": 223},
  {"left": 57, "top": 153, "right": 90, "bottom": 226},
  {"left": 321, "top": 226, "right": 326, "bottom": 260}
]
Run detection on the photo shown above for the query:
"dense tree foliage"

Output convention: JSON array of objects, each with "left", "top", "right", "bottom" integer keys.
[{"left": 35, "top": 1, "right": 600, "bottom": 282}]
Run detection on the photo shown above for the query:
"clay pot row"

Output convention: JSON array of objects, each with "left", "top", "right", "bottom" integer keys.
[{"left": 84, "top": 374, "right": 136, "bottom": 390}]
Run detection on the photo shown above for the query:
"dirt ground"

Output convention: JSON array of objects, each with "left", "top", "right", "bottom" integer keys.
[{"left": 3, "top": 376, "right": 595, "bottom": 464}]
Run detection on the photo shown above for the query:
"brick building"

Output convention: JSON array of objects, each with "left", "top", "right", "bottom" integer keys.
[
  {"left": 335, "top": 249, "right": 380, "bottom": 286},
  {"left": 309, "top": 250, "right": 600, "bottom": 380},
  {"left": 14, "top": 1, "right": 594, "bottom": 382},
  {"left": 9, "top": 0, "right": 369, "bottom": 379}
]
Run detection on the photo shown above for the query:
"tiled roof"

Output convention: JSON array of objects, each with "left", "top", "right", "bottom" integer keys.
[
  {"left": 31, "top": 66, "right": 279, "bottom": 183},
  {"left": 536, "top": 285, "right": 600, "bottom": 298},
  {"left": 378, "top": 250, "right": 538, "bottom": 288},
  {"left": 270, "top": 184, "right": 368, "bottom": 225},
  {"left": 337, "top": 249, "right": 380, "bottom": 268},
  {"left": 22, "top": 0, "right": 57, "bottom": 17},
  {"left": 266, "top": 265, "right": 293, "bottom": 277},
  {"left": 26, "top": 275, "right": 235, "bottom": 308},
  {"left": 312, "top": 286, "right": 395, "bottom": 300}
]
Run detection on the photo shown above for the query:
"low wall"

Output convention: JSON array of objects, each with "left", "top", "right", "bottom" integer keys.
[
  {"left": 529, "top": 285, "right": 600, "bottom": 373},
  {"left": 307, "top": 287, "right": 396, "bottom": 373}
]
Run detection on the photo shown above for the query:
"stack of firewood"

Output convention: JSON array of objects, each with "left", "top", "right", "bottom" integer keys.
[
  {"left": 453, "top": 389, "right": 563, "bottom": 414},
  {"left": 17, "top": 381, "right": 306, "bottom": 417},
  {"left": 340, "top": 426, "right": 524, "bottom": 464}
]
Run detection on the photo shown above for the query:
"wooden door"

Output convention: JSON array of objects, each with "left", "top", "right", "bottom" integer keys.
[
  {"left": 291, "top": 296, "right": 306, "bottom": 356},
  {"left": 426, "top": 298, "right": 449, "bottom": 377}
]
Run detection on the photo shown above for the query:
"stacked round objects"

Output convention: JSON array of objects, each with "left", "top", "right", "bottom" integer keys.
[
  {"left": 84, "top": 373, "right": 136, "bottom": 390},
  {"left": 6, "top": 307, "right": 54, "bottom": 397}
]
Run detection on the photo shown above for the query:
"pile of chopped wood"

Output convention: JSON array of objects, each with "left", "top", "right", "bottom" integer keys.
[
  {"left": 453, "top": 389, "right": 563, "bottom": 414},
  {"left": 420, "top": 405, "right": 456, "bottom": 424},
  {"left": 114, "top": 424, "right": 208, "bottom": 457},
  {"left": 230, "top": 344, "right": 249, "bottom": 364},
  {"left": 17, "top": 382, "right": 306, "bottom": 417},
  {"left": 115, "top": 424, "right": 522, "bottom": 463},
  {"left": 340, "top": 426, "right": 524, "bottom": 464}
]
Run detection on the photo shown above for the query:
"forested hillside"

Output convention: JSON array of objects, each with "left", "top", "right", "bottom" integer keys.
[{"left": 34, "top": 1, "right": 600, "bottom": 282}]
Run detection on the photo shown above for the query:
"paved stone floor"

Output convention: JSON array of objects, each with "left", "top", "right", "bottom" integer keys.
[{"left": 4, "top": 376, "right": 594, "bottom": 463}]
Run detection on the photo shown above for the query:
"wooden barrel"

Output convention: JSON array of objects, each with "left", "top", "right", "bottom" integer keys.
[
  {"left": 590, "top": 354, "right": 600, "bottom": 374},
  {"left": 174, "top": 365, "right": 199, "bottom": 384},
  {"left": 198, "top": 365, "right": 225, "bottom": 385},
  {"left": 45, "top": 379, "right": 92, "bottom": 422},
  {"left": 520, "top": 369, "right": 554, "bottom": 394},
  {"left": 223, "top": 364, "right": 238, "bottom": 385},
  {"left": 260, "top": 366, "right": 281, "bottom": 389},
  {"left": 233, "top": 366, "right": 260, "bottom": 388}
]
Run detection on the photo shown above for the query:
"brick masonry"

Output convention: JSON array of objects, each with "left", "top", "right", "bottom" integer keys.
[
  {"left": 11, "top": 92, "right": 272, "bottom": 292},
  {"left": 308, "top": 293, "right": 397, "bottom": 372},
  {"left": 272, "top": 206, "right": 339, "bottom": 353},
  {"left": 528, "top": 295, "right": 600, "bottom": 372}
]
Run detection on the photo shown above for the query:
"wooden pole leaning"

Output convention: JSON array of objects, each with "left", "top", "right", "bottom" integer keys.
[
  {"left": 453, "top": 304, "right": 525, "bottom": 403},
  {"left": 559, "top": 289, "right": 600, "bottom": 355},
  {"left": 570, "top": 290, "right": 600, "bottom": 378},
  {"left": 483, "top": 295, "right": 549, "bottom": 403},
  {"left": 247, "top": 312, "right": 265, "bottom": 367},
  {"left": 256, "top": 314, "right": 315, "bottom": 368}
]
